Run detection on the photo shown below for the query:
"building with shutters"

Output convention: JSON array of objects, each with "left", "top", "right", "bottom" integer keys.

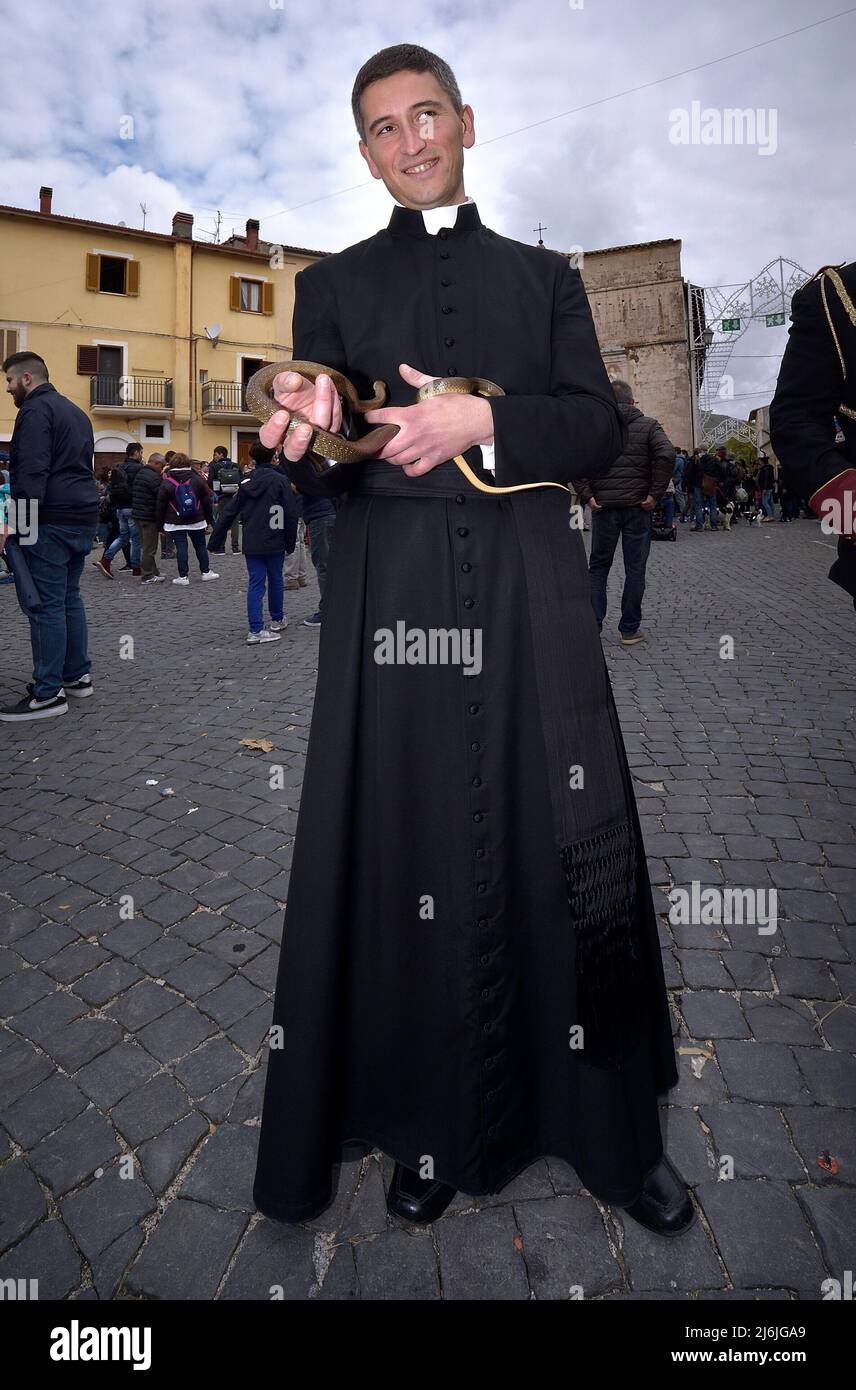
[
  {"left": 1, "top": 190, "right": 697, "bottom": 473},
  {"left": 0, "top": 187, "right": 324, "bottom": 473}
]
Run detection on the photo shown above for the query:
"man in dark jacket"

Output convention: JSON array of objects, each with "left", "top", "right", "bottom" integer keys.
[
  {"left": 771, "top": 262, "right": 856, "bottom": 605},
  {"left": 209, "top": 442, "right": 298, "bottom": 641},
  {"left": 208, "top": 445, "right": 244, "bottom": 553},
  {"left": 1, "top": 351, "right": 99, "bottom": 720},
  {"left": 132, "top": 453, "right": 167, "bottom": 583},
  {"left": 94, "top": 441, "right": 143, "bottom": 577},
  {"left": 576, "top": 379, "right": 674, "bottom": 644}
]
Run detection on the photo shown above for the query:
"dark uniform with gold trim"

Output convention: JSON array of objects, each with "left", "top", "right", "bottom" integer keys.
[{"left": 771, "top": 261, "right": 856, "bottom": 606}]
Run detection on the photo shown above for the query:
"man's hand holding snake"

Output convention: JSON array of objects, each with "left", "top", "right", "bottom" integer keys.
[
  {"left": 365, "top": 363, "right": 494, "bottom": 477},
  {"left": 259, "top": 370, "right": 343, "bottom": 459}
]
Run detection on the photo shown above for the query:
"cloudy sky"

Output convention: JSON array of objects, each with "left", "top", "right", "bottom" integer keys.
[{"left": 5, "top": 0, "right": 853, "bottom": 416}]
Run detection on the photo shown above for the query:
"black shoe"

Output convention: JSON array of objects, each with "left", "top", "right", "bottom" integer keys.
[
  {"left": 387, "top": 1162, "right": 457, "bottom": 1224},
  {"left": 0, "top": 690, "right": 68, "bottom": 722},
  {"left": 302, "top": 612, "right": 322, "bottom": 628},
  {"left": 618, "top": 1154, "right": 695, "bottom": 1237}
]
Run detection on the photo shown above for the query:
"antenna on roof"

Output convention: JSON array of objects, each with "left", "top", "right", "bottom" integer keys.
[{"left": 139, "top": 202, "right": 147, "bottom": 230}]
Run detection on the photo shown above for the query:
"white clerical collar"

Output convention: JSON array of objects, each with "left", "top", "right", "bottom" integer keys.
[{"left": 393, "top": 194, "right": 475, "bottom": 235}]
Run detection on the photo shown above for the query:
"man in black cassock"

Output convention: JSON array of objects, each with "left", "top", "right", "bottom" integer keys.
[
  {"left": 771, "top": 261, "right": 856, "bottom": 608},
  {"left": 252, "top": 43, "right": 693, "bottom": 1237}
]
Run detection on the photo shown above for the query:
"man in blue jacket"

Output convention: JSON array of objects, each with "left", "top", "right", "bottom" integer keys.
[{"left": 1, "top": 352, "right": 99, "bottom": 721}]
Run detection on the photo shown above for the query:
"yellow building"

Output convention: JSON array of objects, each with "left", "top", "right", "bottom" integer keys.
[{"left": 0, "top": 187, "right": 326, "bottom": 474}]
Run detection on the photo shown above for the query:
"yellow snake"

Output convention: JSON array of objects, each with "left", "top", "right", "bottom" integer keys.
[{"left": 244, "top": 360, "right": 571, "bottom": 496}]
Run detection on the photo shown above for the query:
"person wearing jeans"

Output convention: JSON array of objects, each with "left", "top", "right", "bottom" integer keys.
[
  {"left": 576, "top": 379, "right": 674, "bottom": 645},
  {"left": 208, "top": 441, "right": 298, "bottom": 643},
  {"left": 0, "top": 351, "right": 100, "bottom": 721},
  {"left": 693, "top": 482, "right": 719, "bottom": 529},
  {"left": 588, "top": 506, "right": 653, "bottom": 638},
  {"left": 102, "top": 507, "right": 140, "bottom": 570},
  {"left": 155, "top": 453, "right": 217, "bottom": 585}
]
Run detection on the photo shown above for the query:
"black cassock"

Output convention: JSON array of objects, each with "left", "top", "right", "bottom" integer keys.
[{"left": 253, "top": 200, "right": 678, "bottom": 1223}]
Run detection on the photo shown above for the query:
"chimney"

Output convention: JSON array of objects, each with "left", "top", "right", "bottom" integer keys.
[
  {"left": 245, "top": 218, "right": 260, "bottom": 252},
  {"left": 39, "top": 185, "right": 53, "bottom": 215},
  {"left": 172, "top": 211, "right": 194, "bottom": 240}
]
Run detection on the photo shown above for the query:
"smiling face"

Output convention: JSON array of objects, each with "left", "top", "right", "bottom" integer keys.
[{"left": 358, "top": 69, "right": 475, "bottom": 211}]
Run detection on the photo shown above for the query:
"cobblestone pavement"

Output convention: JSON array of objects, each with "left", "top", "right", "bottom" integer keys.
[{"left": 1, "top": 518, "right": 854, "bottom": 1301}]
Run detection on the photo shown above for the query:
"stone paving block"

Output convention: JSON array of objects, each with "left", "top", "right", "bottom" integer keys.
[
  {"left": 773, "top": 958, "right": 838, "bottom": 1000},
  {"left": 666, "top": 1050, "right": 728, "bottom": 1107},
  {"left": 0, "top": 1158, "right": 48, "bottom": 1254},
  {"left": 75, "top": 1041, "right": 160, "bottom": 1108},
  {"left": 681, "top": 992, "right": 751, "bottom": 1040},
  {"left": 224, "top": 1003, "right": 272, "bottom": 1055},
  {"left": 28, "top": 1107, "right": 122, "bottom": 1196},
  {"left": 165, "top": 952, "right": 233, "bottom": 999},
  {"left": 338, "top": 1158, "right": 389, "bottom": 1240},
  {"left": 819, "top": 1004, "right": 856, "bottom": 1052},
  {"left": 60, "top": 1161, "right": 155, "bottom": 1275},
  {"left": 715, "top": 1040, "right": 811, "bottom": 1105},
  {"left": 112, "top": 1073, "right": 191, "bottom": 1146},
  {"left": 72, "top": 957, "right": 143, "bottom": 1007},
  {"left": 433, "top": 1206, "right": 531, "bottom": 1300},
  {"left": 618, "top": 1205, "right": 726, "bottom": 1292},
  {"left": 178, "top": 1122, "right": 258, "bottom": 1211},
  {"left": 696, "top": 1180, "right": 827, "bottom": 1292},
  {"left": 43, "top": 1015, "right": 124, "bottom": 1074},
  {"left": 0, "top": 1217, "right": 82, "bottom": 1300},
  {"left": 106, "top": 979, "right": 182, "bottom": 1031},
  {"left": 780, "top": 923, "right": 848, "bottom": 961},
  {"left": 136, "top": 1002, "right": 216, "bottom": 1063},
  {"left": 174, "top": 1037, "right": 245, "bottom": 1099},
  {"left": 353, "top": 1226, "right": 441, "bottom": 1300},
  {"left": 516, "top": 1194, "right": 620, "bottom": 1298},
  {"left": 660, "top": 1106, "right": 715, "bottom": 1184},
  {"left": 699, "top": 1103, "right": 804, "bottom": 1181},
  {"left": 794, "top": 1050, "right": 856, "bottom": 1106},
  {"left": 784, "top": 1108, "right": 855, "bottom": 1186},
  {"left": 744, "top": 997, "right": 821, "bottom": 1048},
  {"left": 133, "top": 935, "right": 193, "bottom": 977},
  {"left": 677, "top": 952, "right": 731, "bottom": 990},
  {"left": 136, "top": 1111, "right": 210, "bottom": 1194},
  {"left": 10, "top": 989, "right": 87, "bottom": 1043},
  {"left": 13, "top": 922, "right": 77, "bottom": 965},
  {"left": 0, "top": 966, "right": 55, "bottom": 1016},
  {"left": 3, "top": 1072, "right": 88, "bottom": 1148},
  {"left": 125, "top": 1199, "right": 247, "bottom": 1299},
  {"left": 796, "top": 1188, "right": 856, "bottom": 1281},
  {"left": 0, "top": 1037, "right": 53, "bottom": 1109},
  {"left": 202, "top": 927, "right": 269, "bottom": 967},
  {"left": 197, "top": 975, "right": 267, "bottom": 1029},
  {"left": 219, "top": 1219, "right": 319, "bottom": 1300}
]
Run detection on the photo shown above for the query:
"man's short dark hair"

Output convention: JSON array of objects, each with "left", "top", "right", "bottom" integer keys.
[
  {"left": 351, "top": 44, "right": 463, "bottom": 143},
  {"left": 213, "top": 446, "right": 228, "bottom": 460},
  {"left": 249, "top": 442, "right": 276, "bottom": 464},
  {"left": 611, "top": 379, "right": 634, "bottom": 406},
  {"left": 3, "top": 351, "right": 49, "bottom": 381},
  {"left": 125, "top": 441, "right": 143, "bottom": 457}
]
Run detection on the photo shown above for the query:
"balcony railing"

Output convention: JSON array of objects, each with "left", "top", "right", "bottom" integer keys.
[
  {"left": 90, "top": 375, "right": 173, "bottom": 412},
  {"left": 201, "top": 380, "right": 252, "bottom": 416}
]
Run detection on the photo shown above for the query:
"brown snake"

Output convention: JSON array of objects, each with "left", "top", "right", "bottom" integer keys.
[
  {"left": 244, "top": 360, "right": 504, "bottom": 469},
  {"left": 244, "top": 360, "right": 571, "bottom": 496}
]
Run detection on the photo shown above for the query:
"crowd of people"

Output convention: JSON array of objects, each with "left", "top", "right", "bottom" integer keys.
[{"left": 90, "top": 440, "right": 335, "bottom": 639}]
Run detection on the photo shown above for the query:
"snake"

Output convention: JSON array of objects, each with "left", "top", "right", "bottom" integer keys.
[{"left": 244, "top": 360, "right": 571, "bottom": 495}]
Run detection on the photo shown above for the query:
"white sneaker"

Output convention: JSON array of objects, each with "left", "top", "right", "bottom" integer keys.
[
  {"left": 246, "top": 629, "right": 281, "bottom": 644},
  {"left": 142, "top": 574, "right": 166, "bottom": 585},
  {"left": 172, "top": 576, "right": 190, "bottom": 586},
  {"left": 269, "top": 618, "right": 288, "bottom": 632},
  {"left": 202, "top": 571, "right": 219, "bottom": 581}
]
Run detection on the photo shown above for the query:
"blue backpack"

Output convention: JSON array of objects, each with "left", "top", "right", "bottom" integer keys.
[{"left": 167, "top": 474, "right": 200, "bottom": 522}]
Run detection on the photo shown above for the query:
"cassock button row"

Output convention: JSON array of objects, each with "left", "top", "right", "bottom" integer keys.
[
  {"left": 478, "top": 917, "right": 488, "bottom": 929},
  {"left": 468, "top": 704, "right": 480, "bottom": 714},
  {"left": 475, "top": 848, "right": 485, "bottom": 859},
  {"left": 471, "top": 775, "right": 481, "bottom": 786},
  {"left": 455, "top": 494, "right": 465, "bottom": 504},
  {"left": 471, "top": 742, "right": 481, "bottom": 751},
  {"left": 447, "top": 365, "right": 457, "bottom": 373},
  {"left": 441, "top": 305, "right": 453, "bottom": 314},
  {"left": 444, "top": 336, "right": 455, "bottom": 347},
  {"left": 480, "top": 954, "right": 490, "bottom": 965},
  {"left": 473, "top": 812, "right": 483, "bottom": 823},
  {"left": 440, "top": 250, "right": 450, "bottom": 259},
  {"left": 464, "top": 598, "right": 475, "bottom": 608},
  {"left": 461, "top": 562, "right": 472, "bottom": 573},
  {"left": 457, "top": 527, "right": 469, "bottom": 537},
  {"left": 487, "top": 1125, "right": 497, "bottom": 1136},
  {"left": 438, "top": 229, "right": 449, "bottom": 239},
  {"left": 440, "top": 279, "right": 452, "bottom": 287}
]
